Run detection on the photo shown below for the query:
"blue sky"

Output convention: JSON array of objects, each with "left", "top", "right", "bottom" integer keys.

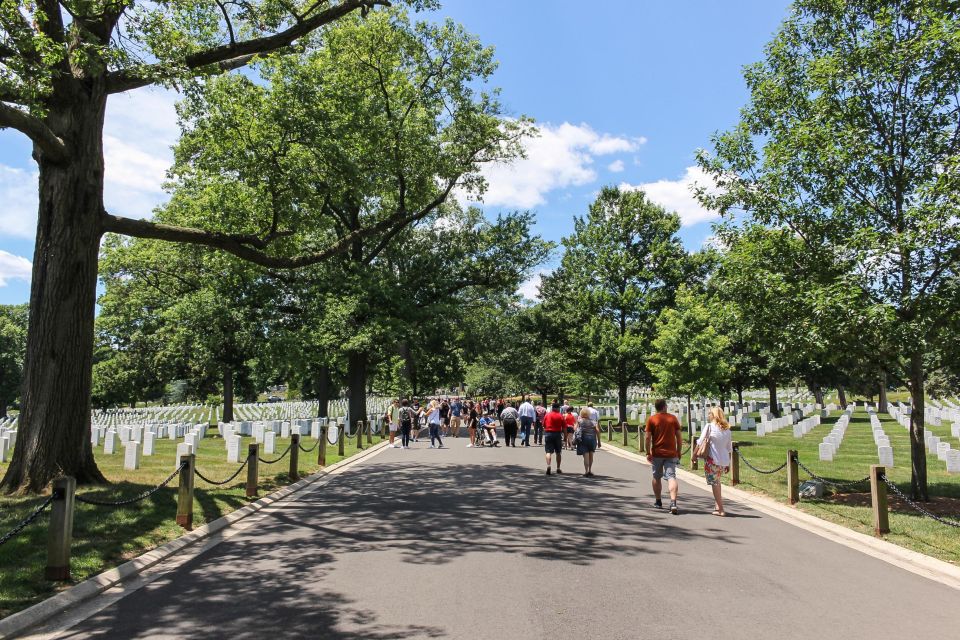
[{"left": 0, "top": 0, "right": 792, "bottom": 304}]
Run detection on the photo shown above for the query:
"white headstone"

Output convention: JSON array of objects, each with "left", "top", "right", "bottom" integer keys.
[
  {"left": 819, "top": 442, "right": 834, "bottom": 461},
  {"left": 123, "top": 441, "right": 142, "bottom": 470},
  {"left": 0, "top": 436, "right": 8, "bottom": 462},
  {"left": 226, "top": 435, "right": 242, "bottom": 463},
  {"left": 103, "top": 429, "right": 118, "bottom": 454},
  {"left": 143, "top": 431, "right": 156, "bottom": 456},
  {"left": 175, "top": 442, "right": 193, "bottom": 468},
  {"left": 264, "top": 430, "right": 276, "bottom": 455}
]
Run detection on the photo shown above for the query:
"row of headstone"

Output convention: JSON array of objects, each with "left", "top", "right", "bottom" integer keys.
[
  {"left": 869, "top": 408, "right": 894, "bottom": 467},
  {"left": 792, "top": 414, "right": 822, "bottom": 438},
  {"left": 818, "top": 410, "right": 853, "bottom": 462},
  {"left": 0, "top": 425, "right": 17, "bottom": 462}
]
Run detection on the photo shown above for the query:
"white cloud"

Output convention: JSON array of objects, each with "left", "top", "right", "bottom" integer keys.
[
  {"left": 0, "top": 87, "right": 179, "bottom": 242},
  {"left": 0, "top": 250, "right": 31, "bottom": 287},
  {"left": 471, "top": 122, "right": 644, "bottom": 209},
  {"left": 517, "top": 268, "right": 552, "bottom": 301},
  {"left": 607, "top": 159, "right": 625, "bottom": 173},
  {"left": 621, "top": 166, "right": 720, "bottom": 227}
]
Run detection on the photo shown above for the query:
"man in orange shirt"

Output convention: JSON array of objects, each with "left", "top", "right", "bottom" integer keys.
[
  {"left": 543, "top": 402, "right": 566, "bottom": 475},
  {"left": 644, "top": 398, "right": 684, "bottom": 514}
]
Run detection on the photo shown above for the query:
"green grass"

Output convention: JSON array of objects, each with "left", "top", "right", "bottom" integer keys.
[
  {"left": 0, "top": 427, "right": 375, "bottom": 619},
  {"left": 606, "top": 409, "right": 960, "bottom": 565}
]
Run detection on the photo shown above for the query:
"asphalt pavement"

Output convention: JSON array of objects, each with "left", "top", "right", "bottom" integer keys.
[{"left": 44, "top": 436, "right": 957, "bottom": 640}]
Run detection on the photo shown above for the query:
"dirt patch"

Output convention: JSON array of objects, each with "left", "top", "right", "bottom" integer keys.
[{"left": 824, "top": 491, "right": 960, "bottom": 518}]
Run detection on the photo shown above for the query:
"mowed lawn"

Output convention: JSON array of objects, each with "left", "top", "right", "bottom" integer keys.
[
  {"left": 0, "top": 424, "right": 374, "bottom": 619},
  {"left": 604, "top": 407, "right": 960, "bottom": 565}
]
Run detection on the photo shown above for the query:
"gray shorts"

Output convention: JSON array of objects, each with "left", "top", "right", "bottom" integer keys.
[{"left": 651, "top": 457, "right": 679, "bottom": 481}]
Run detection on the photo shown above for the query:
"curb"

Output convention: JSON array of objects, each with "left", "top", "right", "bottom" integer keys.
[
  {"left": 600, "top": 443, "right": 960, "bottom": 590},
  {"left": 0, "top": 441, "right": 390, "bottom": 639}
]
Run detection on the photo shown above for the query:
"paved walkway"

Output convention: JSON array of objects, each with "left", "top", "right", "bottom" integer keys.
[{"left": 43, "top": 440, "right": 957, "bottom": 639}]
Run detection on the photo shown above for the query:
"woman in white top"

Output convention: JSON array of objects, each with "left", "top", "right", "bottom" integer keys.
[{"left": 694, "top": 406, "right": 734, "bottom": 516}]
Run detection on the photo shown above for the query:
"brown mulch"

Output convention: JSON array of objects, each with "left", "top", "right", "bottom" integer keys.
[{"left": 824, "top": 491, "right": 960, "bottom": 518}]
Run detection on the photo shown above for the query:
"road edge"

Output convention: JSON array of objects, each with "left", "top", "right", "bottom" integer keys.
[
  {"left": 0, "top": 441, "right": 391, "bottom": 639},
  {"left": 600, "top": 443, "right": 960, "bottom": 591}
]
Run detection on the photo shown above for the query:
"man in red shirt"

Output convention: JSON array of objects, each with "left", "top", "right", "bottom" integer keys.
[
  {"left": 543, "top": 402, "right": 566, "bottom": 475},
  {"left": 644, "top": 398, "right": 684, "bottom": 514}
]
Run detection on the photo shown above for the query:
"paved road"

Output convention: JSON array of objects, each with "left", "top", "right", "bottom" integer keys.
[{"left": 46, "top": 439, "right": 956, "bottom": 639}]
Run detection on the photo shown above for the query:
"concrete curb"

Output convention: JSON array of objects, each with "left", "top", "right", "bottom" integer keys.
[
  {"left": 600, "top": 443, "right": 960, "bottom": 590},
  {"left": 0, "top": 441, "right": 390, "bottom": 639}
]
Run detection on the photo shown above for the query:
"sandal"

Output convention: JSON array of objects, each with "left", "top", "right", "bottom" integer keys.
[{"left": 712, "top": 510, "right": 726, "bottom": 517}]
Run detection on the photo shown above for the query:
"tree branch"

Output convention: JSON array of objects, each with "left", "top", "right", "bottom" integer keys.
[
  {"left": 105, "top": 0, "right": 392, "bottom": 93},
  {"left": 0, "top": 103, "right": 68, "bottom": 162}
]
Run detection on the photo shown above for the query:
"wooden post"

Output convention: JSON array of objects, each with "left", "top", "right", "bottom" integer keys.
[
  {"left": 356, "top": 420, "right": 365, "bottom": 451},
  {"left": 379, "top": 417, "right": 386, "bottom": 442},
  {"left": 45, "top": 476, "right": 76, "bottom": 581},
  {"left": 787, "top": 449, "right": 799, "bottom": 505},
  {"left": 319, "top": 427, "right": 327, "bottom": 467},
  {"left": 731, "top": 442, "right": 740, "bottom": 486},
  {"left": 338, "top": 422, "right": 346, "bottom": 457},
  {"left": 176, "top": 454, "right": 195, "bottom": 530},
  {"left": 366, "top": 418, "right": 373, "bottom": 446},
  {"left": 870, "top": 465, "right": 890, "bottom": 535},
  {"left": 621, "top": 421, "right": 628, "bottom": 446},
  {"left": 607, "top": 420, "right": 612, "bottom": 442},
  {"left": 245, "top": 443, "right": 259, "bottom": 498},
  {"left": 638, "top": 424, "right": 645, "bottom": 453},
  {"left": 289, "top": 433, "right": 300, "bottom": 481}
]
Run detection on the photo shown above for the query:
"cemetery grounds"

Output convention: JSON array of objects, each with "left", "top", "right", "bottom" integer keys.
[{"left": 0, "top": 407, "right": 370, "bottom": 619}]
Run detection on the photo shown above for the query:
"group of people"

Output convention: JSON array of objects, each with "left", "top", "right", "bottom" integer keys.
[{"left": 383, "top": 395, "right": 734, "bottom": 514}]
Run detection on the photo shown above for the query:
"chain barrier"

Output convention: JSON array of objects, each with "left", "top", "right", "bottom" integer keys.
[
  {"left": 76, "top": 464, "right": 184, "bottom": 507},
  {"left": 793, "top": 455, "right": 870, "bottom": 491},
  {"left": 195, "top": 456, "right": 249, "bottom": 486},
  {"left": 680, "top": 445, "right": 691, "bottom": 457},
  {"left": 298, "top": 439, "right": 320, "bottom": 453},
  {"left": 738, "top": 453, "right": 788, "bottom": 475},
  {"left": 258, "top": 444, "right": 292, "bottom": 465},
  {"left": 0, "top": 494, "right": 54, "bottom": 548},
  {"left": 880, "top": 474, "right": 960, "bottom": 529}
]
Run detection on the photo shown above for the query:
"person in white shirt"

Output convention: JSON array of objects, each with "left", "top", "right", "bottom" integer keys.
[
  {"left": 427, "top": 399, "right": 444, "bottom": 448},
  {"left": 518, "top": 397, "right": 536, "bottom": 447},
  {"left": 693, "top": 406, "right": 734, "bottom": 516},
  {"left": 587, "top": 402, "right": 600, "bottom": 422}
]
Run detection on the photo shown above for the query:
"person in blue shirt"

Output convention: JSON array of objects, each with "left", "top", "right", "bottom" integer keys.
[{"left": 478, "top": 415, "right": 499, "bottom": 447}]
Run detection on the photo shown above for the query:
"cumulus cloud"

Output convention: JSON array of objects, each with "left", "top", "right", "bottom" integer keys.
[
  {"left": 621, "top": 166, "right": 720, "bottom": 227},
  {"left": 470, "top": 122, "right": 644, "bottom": 209},
  {"left": 517, "top": 268, "right": 552, "bottom": 301},
  {"left": 0, "top": 165, "right": 39, "bottom": 239},
  {"left": 0, "top": 250, "right": 31, "bottom": 287},
  {"left": 607, "top": 159, "right": 625, "bottom": 173}
]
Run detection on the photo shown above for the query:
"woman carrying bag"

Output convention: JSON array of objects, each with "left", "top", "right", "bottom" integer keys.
[
  {"left": 574, "top": 408, "right": 599, "bottom": 477},
  {"left": 693, "top": 406, "right": 733, "bottom": 516}
]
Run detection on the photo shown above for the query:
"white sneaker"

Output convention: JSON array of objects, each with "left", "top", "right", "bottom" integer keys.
[
  {"left": 466, "top": 443, "right": 473, "bottom": 448},
  {"left": 429, "top": 444, "right": 435, "bottom": 449}
]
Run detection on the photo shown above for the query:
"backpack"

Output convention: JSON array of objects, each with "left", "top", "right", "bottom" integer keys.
[{"left": 400, "top": 408, "right": 414, "bottom": 429}]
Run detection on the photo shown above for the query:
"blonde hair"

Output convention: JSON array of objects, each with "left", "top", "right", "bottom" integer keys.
[
  {"left": 580, "top": 408, "right": 591, "bottom": 419},
  {"left": 709, "top": 406, "right": 730, "bottom": 430}
]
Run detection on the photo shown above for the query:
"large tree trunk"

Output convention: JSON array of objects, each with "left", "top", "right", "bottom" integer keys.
[
  {"left": 767, "top": 377, "right": 780, "bottom": 417},
  {"left": 878, "top": 373, "right": 889, "bottom": 414},
  {"left": 316, "top": 365, "right": 330, "bottom": 418},
  {"left": 222, "top": 366, "right": 234, "bottom": 423},
  {"left": 617, "top": 378, "right": 628, "bottom": 424},
  {"left": 837, "top": 385, "right": 847, "bottom": 409},
  {"left": 908, "top": 351, "right": 928, "bottom": 500},
  {"left": 539, "top": 388, "right": 548, "bottom": 408},
  {"left": 1, "top": 91, "right": 108, "bottom": 493},
  {"left": 347, "top": 351, "right": 367, "bottom": 431},
  {"left": 810, "top": 383, "right": 824, "bottom": 407},
  {"left": 736, "top": 383, "right": 743, "bottom": 407}
]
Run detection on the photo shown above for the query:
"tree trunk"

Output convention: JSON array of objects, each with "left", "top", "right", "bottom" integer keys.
[
  {"left": 316, "top": 366, "right": 330, "bottom": 418},
  {"left": 736, "top": 383, "right": 743, "bottom": 407},
  {"left": 617, "top": 378, "right": 628, "bottom": 424},
  {"left": 837, "top": 385, "right": 847, "bottom": 409},
  {"left": 1, "top": 91, "right": 109, "bottom": 493},
  {"left": 767, "top": 378, "right": 779, "bottom": 417},
  {"left": 222, "top": 367, "right": 234, "bottom": 423},
  {"left": 686, "top": 393, "right": 693, "bottom": 441},
  {"left": 810, "top": 383, "right": 824, "bottom": 407},
  {"left": 878, "top": 373, "right": 889, "bottom": 414},
  {"left": 908, "top": 351, "right": 928, "bottom": 500},
  {"left": 347, "top": 351, "right": 367, "bottom": 430},
  {"left": 539, "top": 388, "right": 548, "bottom": 408}
]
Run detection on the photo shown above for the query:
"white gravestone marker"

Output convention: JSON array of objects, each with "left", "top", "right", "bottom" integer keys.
[
  {"left": 123, "top": 441, "right": 142, "bottom": 470},
  {"left": 143, "top": 432, "right": 156, "bottom": 456},
  {"left": 175, "top": 442, "right": 193, "bottom": 468},
  {"left": 264, "top": 430, "right": 276, "bottom": 455},
  {"left": 103, "top": 429, "right": 118, "bottom": 454}
]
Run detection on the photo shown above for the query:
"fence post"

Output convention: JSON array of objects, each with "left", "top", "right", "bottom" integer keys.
[
  {"left": 787, "top": 450, "right": 799, "bottom": 505},
  {"left": 621, "top": 422, "right": 628, "bottom": 446},
  {"left": 246, "top": 443, "right": 259, "bottom": 498},
  {"left": 45, "top": 476, "right": 76, "bottom": 581},
  {"left": 379, "top": 417, "right": 386, "bottom": 442},
  {"left": 338, "top": 422, "right": 346, "bottom": 457},
  {"left": 367, "top": 419, "right": 373, "bottom": 446},
  {"left": 607, "top": 420, "right": 612, "bottom": 442},
  {"left": 356, "top": 421, "right": 365, "bottom": 451},
  {"left": 289, "top": 433, "right": 300, "bottom": 481},
  {"left": 176, "top": 454, "right": 195, "bottom": 530},
  {"left": 319, "top": 427, "right": 327, "bottom": 467},
  {"left": 870, "top": 464, "right": 890, "bottom": 535},
  {"left": 638, "top": 424, "right": 645, "bottom": 453},
  {"left": 731, "top": 442, "right": 740, "bottom": 486}
]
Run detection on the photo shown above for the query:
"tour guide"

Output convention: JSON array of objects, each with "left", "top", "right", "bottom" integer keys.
[{"left": 543, "top": 403, "right": 566, "bottom": 475}]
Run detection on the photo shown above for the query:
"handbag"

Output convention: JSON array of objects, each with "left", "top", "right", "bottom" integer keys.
[{"left": 694, "top": 423, "right": 711, "bottom": 461}]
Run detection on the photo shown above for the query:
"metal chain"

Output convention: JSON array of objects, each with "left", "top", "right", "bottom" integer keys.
[
  {"left": 298, "top": 439, "right": 320, "bottom": 453},
  {"left": 680, "top": 445, "right": 691, "bottom": 457},
  {"left": 195, "top": 456, "right": 249, "bottom": 486},
  {"left": 738, "top": 453, "right": 788, "bottom": 475},
  {"left": 880, "top": 474, "right": 960, "bottom": 529},
  {"left": 76, "top": 464, "right": 184, "bottom": 507},
  {"left": 258, "top": 444, "right": 292, "bottom": 465},
  {"left": 793, "top": 455, "right": 870, "bottom": 491},
  {"left": 0, "top": 494, "right": 54, "bottom": 547}
]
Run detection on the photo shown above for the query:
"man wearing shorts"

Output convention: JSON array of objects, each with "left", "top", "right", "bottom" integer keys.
[
  {"left": 645, "top": 398, "right": 684, "bottom": 514},
  {"left": 543, "top": 403, "right": 566, "bottom": 475},
  {"left": 450, "top": 398, "right": 462, "bottom": 437}
]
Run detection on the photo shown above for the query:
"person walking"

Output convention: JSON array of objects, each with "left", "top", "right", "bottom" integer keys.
[
  {"left": 644, "top": 398, "right": 684, "bottom": 514},
  {"left": 575, "top": 407, "right": 599, "bottom": 476},
  {"left": 387, "top": 398, "right": 401, "bottom": 448},
  {"left": 693, "top": 406, "right": 734, "bottom": 516},
  {"left": 534, "top": 401, "right": 547, "bottom": 445},
  {"left": 543, "top": 402, "right": 566, "bottom": 475},
  {"left": 500, "top": 402, "right": 520, "bottom": 447},
  {"left": 428, "top": 399, "right": 444, "bottom": 448},
  {"left": 564, "top": 405, "right": 577, "bottom": 450},
  {"left": 518, "top": 397, "right": 535, "bottom": 446},
  {"left": 412, "top": 400, "right": 422, "bottom": 442},
  {"left": 440, "top": 398, "right": 451, "bottom": 437},
  {"left": 398, "top": 399, "right": 416, "bottom": 449},
  {"left": 451, "top": 397, "right": 463, "bottom": 438},
  {"left": 466, "top": 400, "right": 479, "bottom": 447}
]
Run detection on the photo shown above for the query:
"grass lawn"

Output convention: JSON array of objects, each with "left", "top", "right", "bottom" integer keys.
[
  {"left": 604, "top": 408, "right": 960, "bottom": 565},
  {"left": 0, "top": 427, "right": 376, "bottom": 619}
]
